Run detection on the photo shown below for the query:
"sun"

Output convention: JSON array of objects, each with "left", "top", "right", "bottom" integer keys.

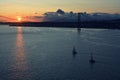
[{"left": 17, "top": 17, "right": 22, "bottom": 22}]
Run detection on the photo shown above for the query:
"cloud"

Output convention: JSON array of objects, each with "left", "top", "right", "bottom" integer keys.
[
  {"left": 43, "top": 9, "right": 77, "bottom": 22},
  {"left": 42, "top": 9, "right": 120, "bottom": 22},
  {"left": 0, "top": 15, "right": 16, "bottom": 22},
  {"left": 23, "top": 16, "right": 44, "bottom": 22}
]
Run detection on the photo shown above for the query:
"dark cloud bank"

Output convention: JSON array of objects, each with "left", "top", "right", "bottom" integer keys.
[
  {"left": 32, "top": 9, "right": 120, "bottom": 22},
  {"left": 43, "top": 9, "right": 120, "bottom": 22}
]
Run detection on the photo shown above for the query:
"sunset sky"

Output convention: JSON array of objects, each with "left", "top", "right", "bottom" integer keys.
[{"left": 0, "top": 0, "right": 120, "bottom": 22}]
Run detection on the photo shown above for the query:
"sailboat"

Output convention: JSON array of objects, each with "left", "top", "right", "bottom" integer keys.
[
  {"left": 89, "top": 53, "right": 95, "bottom": 63},
  {"left": 73, "top": 47, "right": 77, "bottom": 55}
]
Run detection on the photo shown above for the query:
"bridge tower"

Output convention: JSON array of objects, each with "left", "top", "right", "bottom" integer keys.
[{"left": 77, "top": 13, "right": 81, "bottom": 31}]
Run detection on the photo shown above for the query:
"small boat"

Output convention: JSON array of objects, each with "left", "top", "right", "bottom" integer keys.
[
  {"left": 73, "top": 47, "right": 77, "bottom": 54},
  {"left": 89, "top": 53, "right": 95, "bottom": 63}
]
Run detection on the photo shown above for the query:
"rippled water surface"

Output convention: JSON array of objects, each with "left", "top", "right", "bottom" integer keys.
[{"left": 0, "top": 25, "right": 120, "bottom": 80}]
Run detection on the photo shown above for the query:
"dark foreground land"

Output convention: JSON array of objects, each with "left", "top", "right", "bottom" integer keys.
[{"left": 0, "top": 19, "right": 120, "bottom": 29}]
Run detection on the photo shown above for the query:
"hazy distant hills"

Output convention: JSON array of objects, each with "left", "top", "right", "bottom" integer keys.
[{"left": 0, "top": 19, "right": 120, "bottom": 29}]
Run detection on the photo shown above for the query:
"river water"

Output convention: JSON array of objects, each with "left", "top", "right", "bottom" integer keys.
[{"left": 0, "top": 25, "right": 120, "bottom": 80}]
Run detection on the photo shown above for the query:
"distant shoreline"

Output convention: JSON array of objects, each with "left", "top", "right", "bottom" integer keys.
[{"left": 0, "top": 20, "right": 120, "bottom": 29}]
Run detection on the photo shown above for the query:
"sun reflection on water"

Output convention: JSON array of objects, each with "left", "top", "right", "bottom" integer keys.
[{"left": 11, "top": 27, "right": 31, "bottom": 80}]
